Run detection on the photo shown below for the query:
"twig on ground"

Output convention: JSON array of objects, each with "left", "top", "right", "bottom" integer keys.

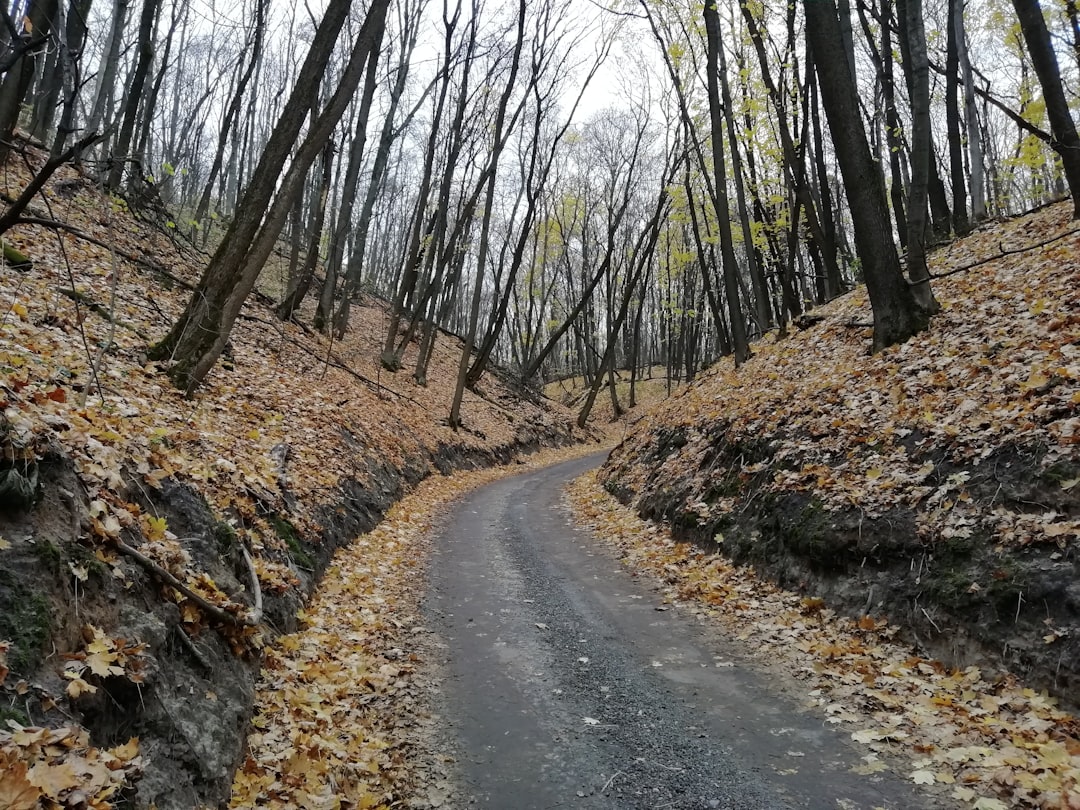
[
  {"left": 9, "top": 212, "right": 195, "bottom": 289},
  {"left": 601, "top": 771, "right": 623, "bottom": 794},
  {"left": 928, "top": 227, "right": 1080, "bottom": 280},
  {"left": 115, "top": 537, "right": 263, "bottom": 627}
]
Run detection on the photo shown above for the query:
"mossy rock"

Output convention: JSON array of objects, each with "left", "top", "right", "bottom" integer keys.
[
  {"left": 0, "top": 568, "right": 52, "bottom": 676},
  {"left": 270, "top": 514, "right": 313, "bottom": 570}
]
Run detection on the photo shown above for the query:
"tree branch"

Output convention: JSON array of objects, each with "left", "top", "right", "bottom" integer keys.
[
  {"left": 928, "top": 226, "right": 1080, "bottom": 280},
  {"left": 8, "top": 213, "right": 194, "bottom": 289},
  {"left": 115, "top": 538, "right": 263, "bottom": 627}
]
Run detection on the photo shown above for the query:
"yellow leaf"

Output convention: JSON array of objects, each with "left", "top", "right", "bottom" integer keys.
[
  {"left": 27, "top": 760, "right": 81, "bottom": 798},
  {"left": 1039, "top": 742, "right": 1069, "bottom": 766},
  {"left": 143, "top": 515, "right": 168, "bottom": 542},
  {"left": 0, "top": 759, "right": 40, "bottom": 810},
  {"left": 866, "top": 467, "right": 883, "bottom": 480},
  {"left": 10, "top": 302, "right": 27, "bottom": 319},
  {"left": 109, "top": 737, "right": 140, "bottom": 762},
  {"left": 1020, "top": 371, "right": 1049, "bottom": 391},
  {"left": 65, "top": 675, "right": 97, "bottom": 698}
]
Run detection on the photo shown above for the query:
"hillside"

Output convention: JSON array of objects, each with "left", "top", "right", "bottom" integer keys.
[
  {"left": 599, "top": 201, "right": 1079, "bottom": 707},
  {"left": 0, "top": 154, "right": 591, "bottom": 808}
]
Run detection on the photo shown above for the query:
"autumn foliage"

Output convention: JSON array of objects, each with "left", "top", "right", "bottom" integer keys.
[{"left": 0, "top": 152, "right": 581, "bottom": 807}]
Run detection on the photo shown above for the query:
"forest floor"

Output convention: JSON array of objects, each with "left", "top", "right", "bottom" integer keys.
[
  {"left": 0, "top": 144, "right": 1077, "bottom": 810},
  {"left": 0, "top": 149, "right": 597, "bottom": 809}
]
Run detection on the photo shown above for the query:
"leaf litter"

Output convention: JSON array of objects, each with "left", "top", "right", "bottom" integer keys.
[
  {"left": 0, "top": 150, "right": 586, "bottom": 806},
  {"left": 568, "top": 465, "right": 1080, "bottom": 809}
]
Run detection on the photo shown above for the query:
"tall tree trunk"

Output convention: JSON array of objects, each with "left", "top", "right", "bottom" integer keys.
[
  {"left": 958, "top": 0, "right": 986, "bottom": 222},
  {"left": 105, "top": 0, "right": 161, "bottom": 191},
  {"left": 449, "top": 0, "right": 527, "bottom": 429},
  {"left": 0, "top": 0, "right": 60, "bottom": 162},
  {"left": 804, "top": 0, "right": 932, "bottom": 351},
  {"left": 133, "top": 0, "right": 180, "bottom": 170},
  {"left": 898, "top": 0, "right": 939, "bottom": 311},
  {"left": 194, "top": 0, "right": 266, "bottom": 224},
  {"left": 945, "top": 0, "right": 970, "bottom": 235},
  {"left": 315, "top": 37, "right": 382, "bottom": 333},
  {"left": 703, "top": 0, "right": 749, "bottom": 365},
  {"left": 29, "top": 0, "right": 91, "bottom": 142},
  {"left": 276, "top": 139, "right": 334, "bottom": 320},
  {"left": 382, "top": 6, "right": 469, "bottom": 368},
  {"left": 718, "top": 28, "right": 772, "bottom": 327},
  {"left": 1011, "top": 0, "right": 1080, "bottom": 218},
  {"left": 334, "top": 0, "right": 423, "bottom": 338},
  {"left": 149, "top": 0, "right": 389, "bottom": 393},
  {"left": 85, "top": 0, "right": 128, "bottom": 142},
  {"left": 740, "top": 1, "right": 842, "bottom": 303}
]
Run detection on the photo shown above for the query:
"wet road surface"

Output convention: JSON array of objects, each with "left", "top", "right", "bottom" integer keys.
[{"left": 425, "top": 452, "right": 943, "bottom": 809}]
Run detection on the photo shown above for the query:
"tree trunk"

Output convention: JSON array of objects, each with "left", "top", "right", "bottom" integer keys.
[
  {"left": 105, "top": 0, "right": 161, "bottom": 191},
  {"left": 85, "top": 0, "right": 128, "bottom": 141},
  {"left": 315, "top": 39, "right": 381, "bottom": 333},
  {"left": 718, "top": 27, "right": 772, "bottom": 328},
  {"left": 0, "top": 0, "right": 60, "bottom": 162},
  {"left": 149, "top": 0, "right": 388, "bottom": 393},
  {"left": 449, "top": 0, "right": 527, "bottom": 429},
  {"left": 958, "top": 0, "right": 986, "bottom": 222},
  {"left": 193, "top": 0, "right": 266, "bottom": 224},
  {"left": 1011, "top": 0, "right": 1080, "bottom": 218},
  {"left": 898, "top": 0, "right": 939, "bottom": 312},
  {"left": 703, "top": 0, "right": 749, "bottom": 365},
  {"left": 334, "top": 0, "right": 423, "bottom": 338},
  {"left": 276, "top": 140, "right": 333, "bottom": 320},
  {"left": 804, "top": 0, "right": 931, "bottom": 351},
  {"left": 946, "top": 0, "right": 970, "bottom": 236}
]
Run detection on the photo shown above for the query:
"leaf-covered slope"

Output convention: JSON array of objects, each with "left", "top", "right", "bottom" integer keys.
[
  {"left": 600, "top": 201, "right": 1079, "bottom": 701},
  {"left": 0, "top": 154, "right": 585, "bottom": 809}
]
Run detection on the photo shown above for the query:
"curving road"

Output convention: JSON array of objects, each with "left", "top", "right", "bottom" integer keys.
[{"left": 425, "top": 453, "right": 944, "bottom": 809}]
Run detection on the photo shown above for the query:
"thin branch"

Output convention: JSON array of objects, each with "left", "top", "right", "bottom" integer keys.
[
  {"left": 237, "top": 311, "right": 431, "bottom": 409},
  {"left": 115, "top": 538, "right": 262, "bottom": 627},
  {"left": 0, "top": 132, "right": 103, "bottom": 234},
  {"left": 927, "top": 226, "right": 1080, "bottom": 280},
  {"left": 9, "top": 213, "right": 194, "bottom": 289}
]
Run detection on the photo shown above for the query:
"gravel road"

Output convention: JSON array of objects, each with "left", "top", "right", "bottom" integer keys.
[{"left": 425, "top": 452, "right": 943, "bottom": 809}]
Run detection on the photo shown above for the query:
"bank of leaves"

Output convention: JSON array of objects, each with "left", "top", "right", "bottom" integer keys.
[
  {"left": 0, "top": 151, "right": 579, "bottom": 805},
  {"left": 602, "top": 201, "right": 1079, "bottom": 548},
  {"left": 568, "top": 472, "right": 1080, "bottom": 810}
]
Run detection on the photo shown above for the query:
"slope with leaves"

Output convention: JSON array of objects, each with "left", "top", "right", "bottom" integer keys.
[
  {"left": 600, "top": 201, "right": 1079, "bottom": 706},
  {"left": 568, "top": 471, "right": 1080, "bottom": 810},
  {"left": 0, "top": 148, "right": 587, "bottom": 808}
]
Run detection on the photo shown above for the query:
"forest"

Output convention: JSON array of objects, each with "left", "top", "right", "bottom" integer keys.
[
  {"left": 0, "top": 0, "right": 1078, "bottom": 808},
  {"left": 0, "top": 0, "right": 1076, "bottom": 420}
]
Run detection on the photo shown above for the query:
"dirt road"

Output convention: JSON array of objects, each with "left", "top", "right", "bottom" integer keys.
[{"left": 425, "top": 453, "right": 941, "bottom": 809}]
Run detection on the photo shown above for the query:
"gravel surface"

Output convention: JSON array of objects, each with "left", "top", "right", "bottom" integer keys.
[{"left": 425, "top": 453, "right": 945, "bottom": 809}]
